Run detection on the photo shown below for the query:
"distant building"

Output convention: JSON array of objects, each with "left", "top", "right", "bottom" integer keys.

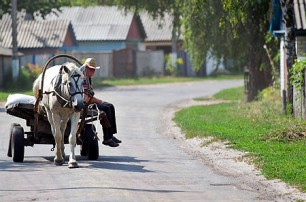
[
  {"left": 0, "top": 46, "right": 13, "bottom": 88},
  {"left": 41, "top": 6, "right": 147, "bottom": 77},
  {"left": 0, "top": 13, "right": 77, "bottom": 66},
  {"left": 43, "top": 6, "right": 146, "bottom": 53}
]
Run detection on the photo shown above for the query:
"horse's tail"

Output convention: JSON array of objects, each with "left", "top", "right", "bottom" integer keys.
[
  {"left": 33, "top": 76, "right": 40, "bottom": 99},
  {"left": 33, "top": 76, "right": 47, "bottom": 115}
]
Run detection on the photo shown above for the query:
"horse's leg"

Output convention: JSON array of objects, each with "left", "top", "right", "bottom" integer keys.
[
  {"left": 60, "top": 120, "right": 67, "bottom": 159},
  {"left": 68, "top": 113, "right": 80, "bottom": 168},
  {"left": 46, "top": 110, "right": 64, "bottom": 166}
]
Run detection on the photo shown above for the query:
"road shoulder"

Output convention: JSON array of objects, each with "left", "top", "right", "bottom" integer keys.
[{"left": 161, "top": 99, "right": 306, "bottom": 201}]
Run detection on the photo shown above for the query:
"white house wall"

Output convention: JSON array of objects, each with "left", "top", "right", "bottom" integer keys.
[
  {"left": 206, "top": 51, "right": 226, "bottom": 76},
  {"left": 136, "top": 51, "right": 164, "bottom": 76}
]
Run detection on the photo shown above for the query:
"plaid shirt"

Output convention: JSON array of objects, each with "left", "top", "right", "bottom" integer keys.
[{"left": 80, "top": 65, "right": 93, "bottom": 100}]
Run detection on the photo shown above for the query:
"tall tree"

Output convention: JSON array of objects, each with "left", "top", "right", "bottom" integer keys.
[
  {"left": 222, "top": 0, "right": 276, "bottom": 101},
  {"left": 181, "top": 0, "right": 243, "bottom": 72}
]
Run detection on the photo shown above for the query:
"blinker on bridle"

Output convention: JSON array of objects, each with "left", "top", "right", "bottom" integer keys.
[{"left": 53, "top": 66, "right": 84, "bottom": 108}]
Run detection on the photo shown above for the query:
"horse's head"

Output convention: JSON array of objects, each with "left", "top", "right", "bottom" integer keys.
[{"left": 60, "top": 63, "right": 85, "bottom": 112}]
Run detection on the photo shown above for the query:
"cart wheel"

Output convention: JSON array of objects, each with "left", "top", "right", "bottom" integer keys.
[
  {"left": 11, "top": 125, "right": 25, "bottom": 162},
  {"left": 85, "top": 124, "right": 99, "bottom": 160},
  {"left": 7, "top": 123, "right": 20, "bottom": 157}
]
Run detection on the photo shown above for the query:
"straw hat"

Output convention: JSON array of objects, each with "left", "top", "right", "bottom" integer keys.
[{"left": 84, "top": 58, "right": 100, "bottom": 69}]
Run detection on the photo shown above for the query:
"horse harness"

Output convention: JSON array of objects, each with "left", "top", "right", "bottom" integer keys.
[{"left": 46, "top": 65, "right": 84, "bottom": 108}]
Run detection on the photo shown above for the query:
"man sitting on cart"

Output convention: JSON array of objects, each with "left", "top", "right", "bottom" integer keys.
[{"left": 80, "top": 58, "right": 121, "bottom": 147}]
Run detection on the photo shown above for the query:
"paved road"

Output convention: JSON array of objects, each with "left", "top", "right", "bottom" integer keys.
[{"left": 0, "top": 80, "right": 279, "bottom": 201}]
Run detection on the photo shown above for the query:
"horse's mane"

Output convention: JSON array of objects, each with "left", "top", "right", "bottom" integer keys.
[{"left": 63, "top": 62, "right": 84, "bottom": 78}]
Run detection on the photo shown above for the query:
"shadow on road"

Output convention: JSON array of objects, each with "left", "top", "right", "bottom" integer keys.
[
  {"left": 1, "top": 155, "right": 152, "bottom": 173},
  {"left": 0, "top": 186, "right": 188, "bottom": 193},
  {"left": 78, "top": 155, "right": 153, "bottom": 173}
]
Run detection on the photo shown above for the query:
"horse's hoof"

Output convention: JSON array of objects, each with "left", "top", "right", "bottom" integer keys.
[
  {"left": 68, "top": 162, "right": 79, "bottom": 169},
  {"left": 54, "top": 159, "right": 64, "bottom": 166}
]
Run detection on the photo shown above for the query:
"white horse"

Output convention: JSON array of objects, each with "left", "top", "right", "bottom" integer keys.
[{"left": 33, "top": 63, "right": 85, "bottom": 168}]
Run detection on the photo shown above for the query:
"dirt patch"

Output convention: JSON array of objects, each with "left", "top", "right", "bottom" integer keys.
[{"left": 161, "top": 99, "right": 306, "bottom": 202}]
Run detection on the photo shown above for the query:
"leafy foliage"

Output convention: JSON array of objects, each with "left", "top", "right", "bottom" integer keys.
[
  {"left": 0, "top": 0, "right": 114, "bottom": 19},
  {"left": 60, "top": 0, "right": 114, "bottom": 7},
  {"left": 9, "top": 64, "right": 42, "bottom": 89},
  {"left": 114, "top": 0, "right": 176, "bottom": 17},
  {"left": 182, "top": 0, "right": 246, "bottom": 71},
  {"left": 290, "top": 59, "right": 306, "bottom": 91},
  {"left": 0, "top": 0, "right": 64, "bottom": 19}
]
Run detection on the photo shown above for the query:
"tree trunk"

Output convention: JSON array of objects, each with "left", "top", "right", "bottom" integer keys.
[
  {"left": 281, "top": 0, "right": 296, "bottom": 114},
  {"left": 247, "top": 59, "right": 272, "bottom": 102},
  {"left": 246, "top": 6, "right": 273, "bottom": 102}
]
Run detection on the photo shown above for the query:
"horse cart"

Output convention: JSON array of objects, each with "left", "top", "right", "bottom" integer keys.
[{"left": 5, "top": 55, "right": 100, "bottom": 163}]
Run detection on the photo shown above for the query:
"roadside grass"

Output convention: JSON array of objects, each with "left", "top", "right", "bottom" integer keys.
[
  {"left": 174, "top": 86, "right": 306, "bottom": 191},
  {"left": 213, "top": 86, "right": 245, "bottom": 101},
  {"left": 93, "top": 74, "right": 242, "bottom": 87},
  {"left": 194, "top": 86, "right": 245, "bottom": 101},
  {"left": 0, "top": 90, "right": 33, "bottom": 101}
]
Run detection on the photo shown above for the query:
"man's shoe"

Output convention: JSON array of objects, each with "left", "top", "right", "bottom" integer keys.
[
  {"left": 112, "top": 136, "right": 122, "bottom": 143},
  {"left": 102, "top": 139, "right": 119, "bottom": 147}
]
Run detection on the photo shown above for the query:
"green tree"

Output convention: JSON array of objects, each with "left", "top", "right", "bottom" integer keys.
[
  {"left": 0, "top": 0, "right": 114, "bottom": 19},
  {"left": 115, "top": 0, "right": 176, "bottom": 17},
  {"left": 222, "top": 0, "right": 277, "bottom": 101},
  {"left": 114, "top": 0, "right": 181, "bottom": 53},
  {"left": 0, "top": 0, "right": 65, "bottom": 19},
  {"left": 181, "top": 0, "right": 243, "bottom": 73},
  {"left": 59, "top": 0, "right": 114, "bottom": 7}
]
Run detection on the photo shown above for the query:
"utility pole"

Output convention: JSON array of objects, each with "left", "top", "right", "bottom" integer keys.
[{"left": 11, "top": 0, "right": 19, "bottom": 81}]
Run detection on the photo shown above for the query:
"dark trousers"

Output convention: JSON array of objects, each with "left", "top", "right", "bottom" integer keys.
[{"left": 95, "top": 102, "right": 117, "bottom": 140}]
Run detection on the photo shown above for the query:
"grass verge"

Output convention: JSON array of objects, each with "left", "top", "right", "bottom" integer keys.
[
  {"left": 0, "top": 90, "right": 33, "bottom": 102},
  {"left": 93, "top": 74, "right": 242, "bottom": 87},
  {"left": 174, "top": 86, "right": 306, "bottom": 192}
]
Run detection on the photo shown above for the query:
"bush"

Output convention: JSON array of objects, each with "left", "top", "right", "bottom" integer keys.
[
  {"left": 9, "top": 64, "right": 42, "bottom": 90},
  {"left": 164, "top": 54, "right": 184, "bottom": 76}
]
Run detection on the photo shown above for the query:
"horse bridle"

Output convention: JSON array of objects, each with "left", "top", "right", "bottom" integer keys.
[
  {"left": 67, "top": 71, "right": 84, "bottom": 97},
  {"left": 53, "top": 69, "right": 84, "bottom": 108}
]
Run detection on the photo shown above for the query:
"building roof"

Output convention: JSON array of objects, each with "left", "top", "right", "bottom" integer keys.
[
  {"left": 0, "top": 14, "right": 74, "bottom": 49},
  {"left": 140, "top": 12, "right": 173, "bottom": 42},
  {"left": 0, "top": 46, "right": 23, "bottom": 56},
  {"left": 43, "top": 6, "right": 143, "bottom": 41},
  {"left": 0, "top": 46, "right": 12, "bottom": 56},
  {"left": 294, "top": 0, "right": 306, "bottom": 30}
]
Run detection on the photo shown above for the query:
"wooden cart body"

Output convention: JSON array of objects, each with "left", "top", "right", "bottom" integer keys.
[{"left": 6, "top": 96, "right": 100, "bottom": 162}]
